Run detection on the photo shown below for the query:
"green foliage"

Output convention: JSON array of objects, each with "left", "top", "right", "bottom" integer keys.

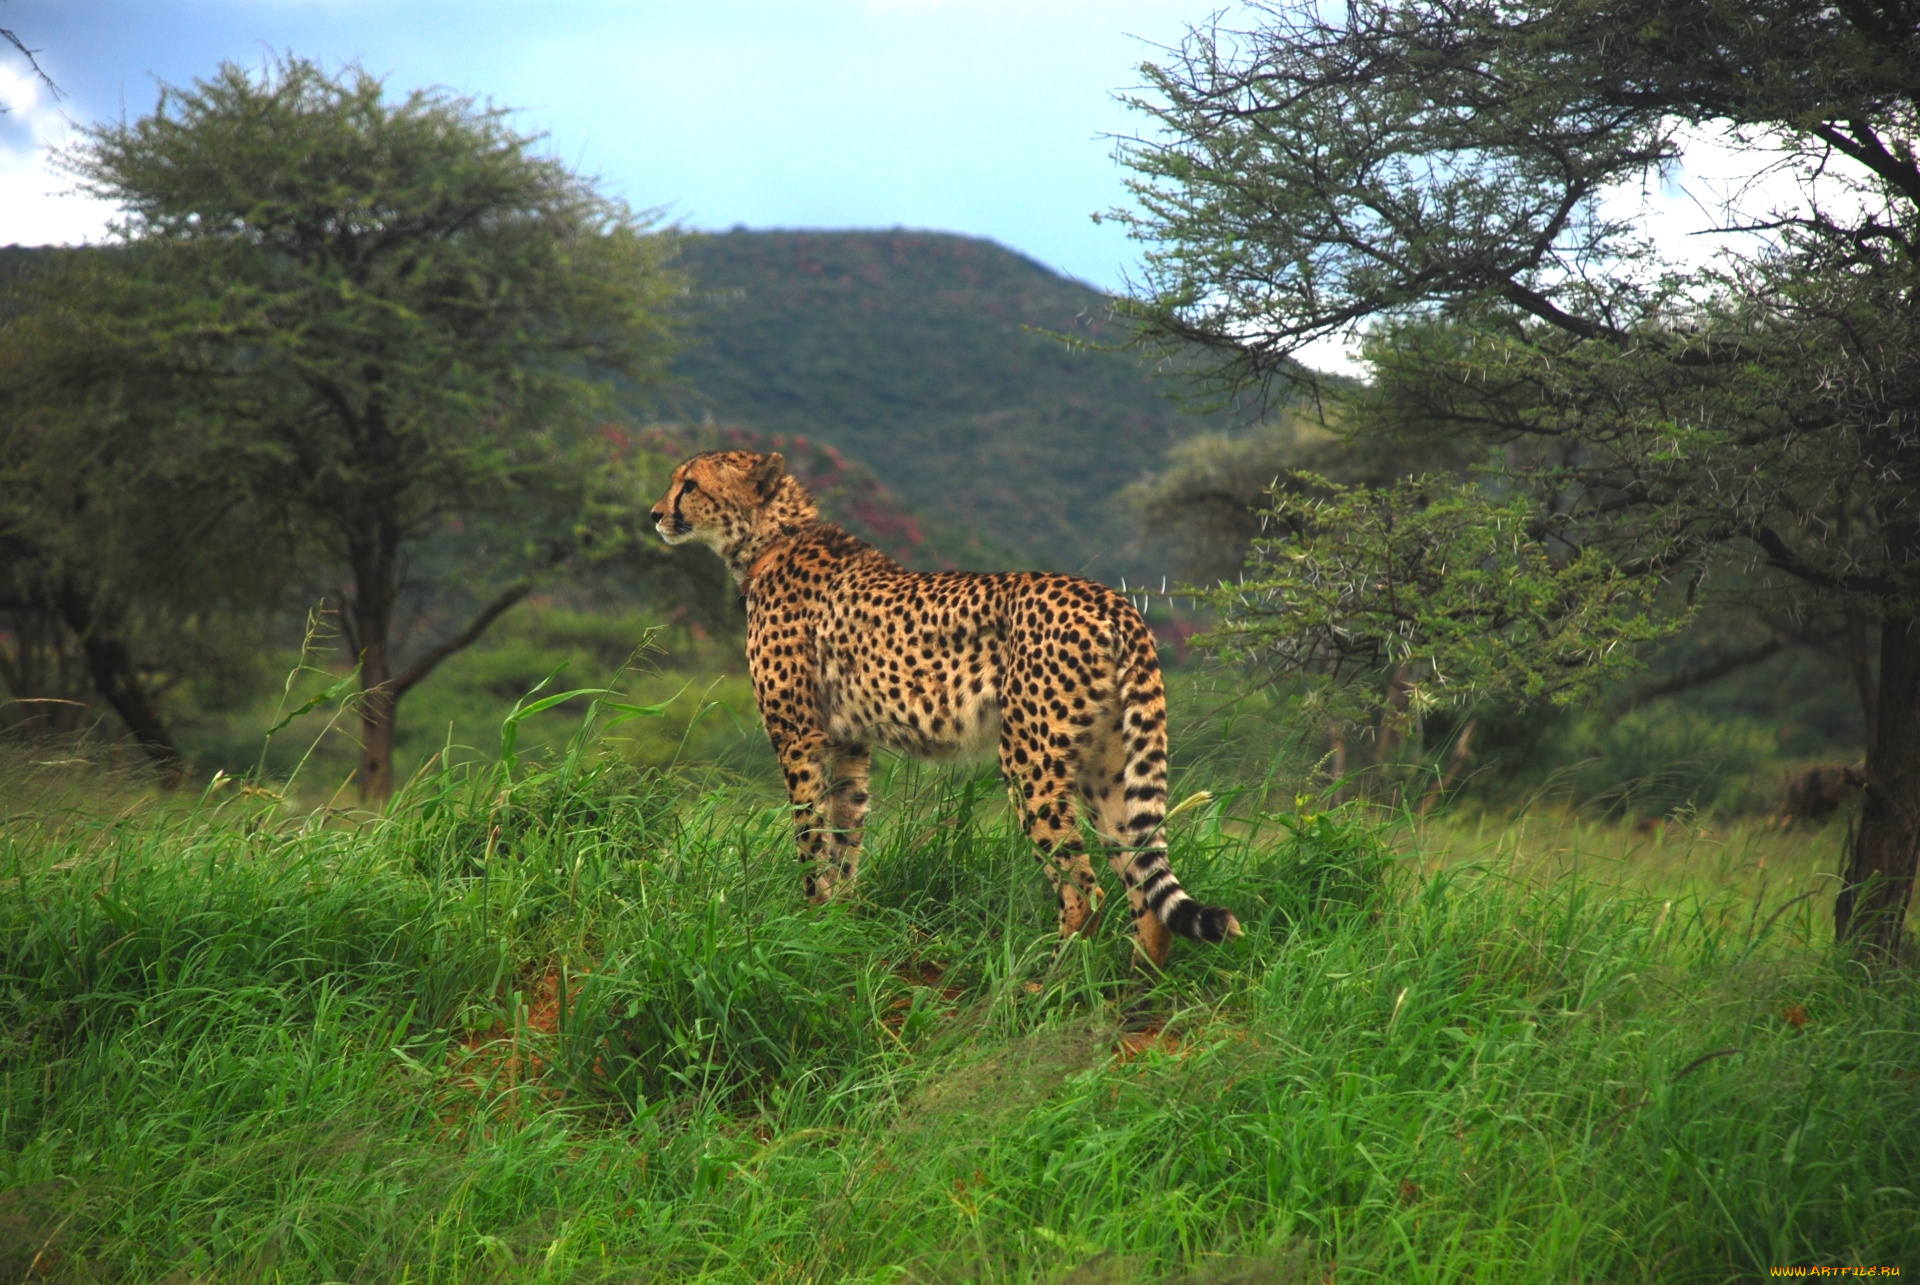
[
  {"left": 1114, "top": 0, "right": 1920, "bottom": 948},
  {"left": 1556, "top": 708, "right": 1782, "bottom": 820},
  {"left": 0, "top": 248, "right": 291, "bottom": 765},
  {"left": 1124, "top": 409, "right": 1483, "bottom": 586},
  {"left": 563, "top": 886, "right": 915, "bottom": 1107},
  {"left": 175, "top": 604, "right": 770, "bottom": 799},
  {"left": 64, "top": 58, "right": 679, "bottom": 438},
  {"left": 1126, "top": 419, "right": 1865, "bottom": 816},
  {"left": 1197, "top": 473, "right": 1681, "bottom": 717},
  {"left": 445, "top": 754, "right": 679, "bottom": 872},
  {"left": 1266, "top": 803, "right": 1396, "bottom": 922},
  {"left": 0, "top": 249, "right": 283, "bottom": 609},
  {"left": 48, "top": 60, "right": 679, "bottom": 558},
  {"left": 1455, "top": 702, "right": 1791, "bottom": 821},
  {"left": 16, "top": 54, "right": 683, "bottom": 797}
]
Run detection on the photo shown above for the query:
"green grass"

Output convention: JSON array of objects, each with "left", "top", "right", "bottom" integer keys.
[
  {"left": 2, "top": 721, "right": 1916, "bottom": 1282},
  {"left": 175, "top": 606, "right": 776, "bottom": 805},
  {"left": 1420, "top": 808, "right": 1849, "bottom": 913}
]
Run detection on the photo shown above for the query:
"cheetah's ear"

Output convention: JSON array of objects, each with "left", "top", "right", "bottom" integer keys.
[{"left": 749, "top": 452, "right": 787, "bottom": 499}]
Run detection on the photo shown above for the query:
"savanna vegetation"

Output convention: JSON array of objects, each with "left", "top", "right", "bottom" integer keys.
[
  {"left": 3, "top": 697, "right": 1914, "bottom": 1282},
  {"left": 1115, "top": 0, "right": 1920, "bottom": 957},
  {"left": 3, "top": 10, "right": 1918, "bottom": 1281}
]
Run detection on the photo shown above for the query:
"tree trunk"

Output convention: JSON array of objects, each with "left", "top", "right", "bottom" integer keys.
[
  {"left": 1835, "top": 615, "right": 1920, "bottom": 961},
  {"left": 347, "top": 526, "right": 400, "bottom": 807},
  {"left": 357, "top": 636, "right": 398, "bottom": 806},
  {"left": 345, "top": 533, "right": 542, "bottom": 807},
  {"left": 1846, "top": 611, "right": 1878, "bottom": 757},
  {"left": 51, "top": 583, "right": 186, "bottom": 787},
  {"left": 81, "top": 633, "right": 186, "bottom": 786}
]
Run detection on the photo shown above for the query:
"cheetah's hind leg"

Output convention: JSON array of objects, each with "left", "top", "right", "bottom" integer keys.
[
  {"left": 1000, "top": 762, "right": 1102, "bottom": 943},
  {"left": 1079, "top": 722, "right": 1172, "bottom": 970}
]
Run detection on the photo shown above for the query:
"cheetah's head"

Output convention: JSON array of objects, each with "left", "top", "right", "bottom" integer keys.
[{"left": 650, "top": 451, "right": 816, "bottom": 565}]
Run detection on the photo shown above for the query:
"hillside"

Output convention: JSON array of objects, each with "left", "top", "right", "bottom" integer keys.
[
  {"left": 663, "top": 229, "right": 1232, "bottom": 576},
  {"left": 11, "top": 235, "right": 1229, "bottom": 576}
]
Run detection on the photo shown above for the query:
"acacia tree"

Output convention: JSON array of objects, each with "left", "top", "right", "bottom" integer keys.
[
  {"left": 60, "top": 57, "right": 680, "bottom": 802},
  {"left": 1118, "top": 0, "right": 1920, "bottom": 956},
  {"left": 2, "top": 246, "right": 295, "bottom": 782},
  {"left": 0, "top": 408, "right": 197, "bottom": 782}
]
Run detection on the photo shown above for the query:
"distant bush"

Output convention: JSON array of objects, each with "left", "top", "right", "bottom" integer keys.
[
  {"left": 1551, "top": 707, "right": 1780, "bottom": 819},
  {"left": 180, "top": 604, "right": 775, "bottom": 798}
]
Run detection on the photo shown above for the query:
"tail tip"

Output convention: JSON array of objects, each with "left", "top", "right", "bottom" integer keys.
[
  {"left": 1174, "top": 902, "right": 1241, "bottom": 944},
  {"left": 1202, "top": 906, "right": 1242, "bottom": 943}
]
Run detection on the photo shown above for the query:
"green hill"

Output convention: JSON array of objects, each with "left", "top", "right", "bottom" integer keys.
[
  {"left": 13, "top": 235, "right": 1229, "bottom": 577},
  {"left": 663, "top": 229, "right": 1230, "bottom": 577}
]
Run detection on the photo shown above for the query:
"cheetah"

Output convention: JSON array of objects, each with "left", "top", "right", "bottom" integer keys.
[{"left": 650, "top": 450, "right": 1240, "bottom": 965}]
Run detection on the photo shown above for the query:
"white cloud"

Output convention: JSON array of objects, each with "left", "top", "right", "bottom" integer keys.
[
  {"left": 1295, "top": 127, "right": 1888, "bottom": 381},
  {"left": 0, "top": 64, "right": 116, "bottom": 247},
  {"left": 1600, "top": 121, "right": 1882, "bottom": 274}
]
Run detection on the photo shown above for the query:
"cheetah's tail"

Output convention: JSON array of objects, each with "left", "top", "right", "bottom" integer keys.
[{"left": 1112, "top": 605, "right": 1242, "bottom": 946}]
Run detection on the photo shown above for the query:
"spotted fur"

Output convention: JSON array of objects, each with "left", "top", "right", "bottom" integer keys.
[{"left": 651, "top": 450, "right": 1240, "bottom": 965}]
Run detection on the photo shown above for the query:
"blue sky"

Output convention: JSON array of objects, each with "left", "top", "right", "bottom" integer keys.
[{"left": 0, "top": 0, "right": 1208, "bottom": 289}]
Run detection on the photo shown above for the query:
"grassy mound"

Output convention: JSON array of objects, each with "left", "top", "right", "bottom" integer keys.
[{"left": 0, "top": 743, "right": 1914, "bottom": 1282}]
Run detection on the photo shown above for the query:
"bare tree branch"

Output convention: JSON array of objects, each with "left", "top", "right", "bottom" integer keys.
[
  {"left": 1, "top": 24, "right": 60, "bottom": 101},
  {"left": 389, "top": 579, "right": 536, "bottom": 701},
  {"left": 1611, "top": 638, "right": 1786, "bottom": 714}
]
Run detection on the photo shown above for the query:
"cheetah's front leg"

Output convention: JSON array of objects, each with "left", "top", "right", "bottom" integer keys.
[
  {"left": 768, "top": 721, "right": 870, "bottom": 903},
  {"left": 770, "top": 726, "right": 835, "bottom": 903},
  {"left": 817, "top": 743, "right": 872, "bottom": 901}
]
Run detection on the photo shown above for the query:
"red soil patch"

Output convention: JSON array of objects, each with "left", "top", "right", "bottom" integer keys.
[
  {"left": 449, "top": 966, "right": 588, "bottom": 1101},
  {"left": 895, "top": 960, "right": 965, "bottom": 999},
  {"left": 882, "top": 961, "right": 966, "bottom": 1036},
  {"left": 1114, "top": 1020, "right": 1182, "bottom": 1061}
]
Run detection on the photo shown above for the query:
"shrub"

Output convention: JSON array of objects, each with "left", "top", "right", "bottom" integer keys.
[{"left": 1560, "top": 707, "right": 1779, "bottom": 818}]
